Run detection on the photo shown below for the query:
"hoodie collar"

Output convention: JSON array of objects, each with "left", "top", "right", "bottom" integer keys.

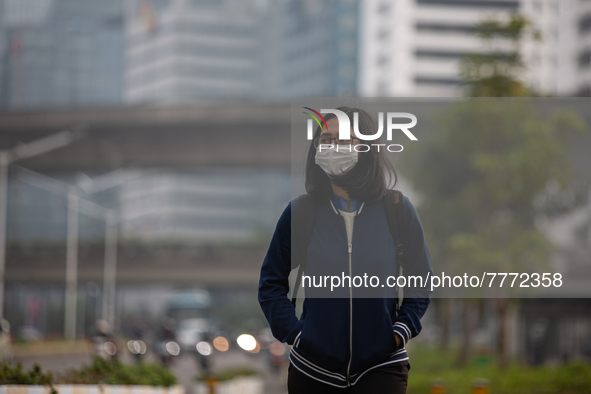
[{"left": 330, "top": 192, "right": 364, "bottom": 215}]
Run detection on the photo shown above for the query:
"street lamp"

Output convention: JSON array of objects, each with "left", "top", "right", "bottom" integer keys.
[
  {"left": 12, "top": 164, "right": 135, "bottom": 339},
  {"left": 12, "top": 165, "right": 106, "bottom": 340},
  {"left": 0, "top": 126, "right": 86, "bottom": 321},
  {"left": 75, "top": 169, "right": 139, "bottom": 328}
]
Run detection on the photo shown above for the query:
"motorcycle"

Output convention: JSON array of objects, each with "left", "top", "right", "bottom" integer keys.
[
  {"left": 90, "top": 319, "right": 118, "bottom": 360},
  {"left": 154, "top": 339, "right": 180, "bottom": 367}
]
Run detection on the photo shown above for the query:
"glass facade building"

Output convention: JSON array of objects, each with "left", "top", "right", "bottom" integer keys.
[
  {"left": 0, "top": 0, "right": 124, "bottom": 108},
  {"left": 125, "top": 0, "right": 265, "bottom": 104},
  {"left": 275, "top": 0, "right": 360, "bottom": 97}
]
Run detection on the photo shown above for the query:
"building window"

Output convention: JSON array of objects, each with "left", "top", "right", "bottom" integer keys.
[
  {"left": 416, "top": 23, "right": 476, "bottom": 34},
  {"left": 376, "top": 81, "right": 389, "bottom": 95},
  {"left": 376, "top": 54, "right": 389, "bottom": 66},
  {"left": 415, "top": 49, "right": 514, "bottom": 61},
  {"left": 578, "top": 50, "right": 591, "bottom": 69},
  {"left": 377, "top": 28, "right": 389, "bottom": 40},
  {"left": 579, "top": 14, "right": 591, "bottom": 36},
  {"left": 415, "top": 76, "right": 462, "bottom": 86},
  {"left": 576, "top": 85, "right": 591, "bottom": 97},
  {"left": 416, "top": 0, "right": 518, "bottom": 9},
  {"left": 377, "top": 2, "right": 390, "bottom": 14}
]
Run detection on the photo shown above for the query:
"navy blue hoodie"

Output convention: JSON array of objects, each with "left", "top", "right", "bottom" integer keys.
[{"left": 258, "top": 193, "right": 433, "bottom": 387}]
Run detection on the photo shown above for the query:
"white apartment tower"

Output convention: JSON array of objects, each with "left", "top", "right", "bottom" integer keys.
[{"left": 360, "top": 0, "right": 583, "bottom": 97}]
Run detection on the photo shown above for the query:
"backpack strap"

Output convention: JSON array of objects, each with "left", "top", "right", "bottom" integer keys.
[
  {"left": 291, "top": 193, "right": 318, "bottom": 309},
  {"left": 383, "top": 189, "right": 407, "bottom": 311}
]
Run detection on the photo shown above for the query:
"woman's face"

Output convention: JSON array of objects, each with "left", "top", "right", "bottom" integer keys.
[
  {"left": 313, "top": 117, "right": 363, "bottom": 179},
  {"left": 317, "top": 118, "right": 361, "bottom": 147}
]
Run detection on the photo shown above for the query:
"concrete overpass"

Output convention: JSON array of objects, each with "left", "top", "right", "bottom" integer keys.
[
  {"left": 0, "top": 103, "right": 292, "bottom": 172},
  {"left": 1, "top": 100, "right": 590, "bottom": 177}
]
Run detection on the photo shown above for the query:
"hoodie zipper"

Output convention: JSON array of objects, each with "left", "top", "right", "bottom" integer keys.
[
  {"left": 332, "top": 199, "right": 362, "bottom": 387},
  {"left": 346, "top": 240, "right": 353, "bottom": 387}
]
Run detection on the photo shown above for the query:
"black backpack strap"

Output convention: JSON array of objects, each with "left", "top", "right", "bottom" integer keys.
[
  {"left": 383, "top": 189, "right": 407, "bottom": 311},
  {"left": 291, "top": 193, "right": 318, "bottom": 309}
]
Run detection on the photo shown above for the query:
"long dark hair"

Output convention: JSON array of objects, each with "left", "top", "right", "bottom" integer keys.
[{"left": 304, "top": 106, "right": 397, "bottom": 203}]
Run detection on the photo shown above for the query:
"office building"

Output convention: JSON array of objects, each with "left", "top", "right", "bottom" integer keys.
[
  {"left": 273, "top": 0, "right": 360, "bottom": 97},
  {"left": 0, "top": 0, "right": 125, "bottom": 108},
  {"left": 124, "top": 0, "right": 267, "bottom": 104}
]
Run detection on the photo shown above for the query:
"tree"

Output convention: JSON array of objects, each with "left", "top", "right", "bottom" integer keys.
[
  {"left": 460, "top": 13, "right": 541, "bottom": 98},
  {"left": 401, "top": 13, "right": 587, "bottom": 368}
]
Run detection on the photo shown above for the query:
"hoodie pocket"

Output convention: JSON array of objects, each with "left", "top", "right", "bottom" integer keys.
[
  {"left": 294, "top": 327, "right": 303, "bottom": 348},
  {"left": 350, "top": 300, "right": 401, "bottom": 373},
  {"left": 294, "top": 298, "right": 350, "bottom": 370}
]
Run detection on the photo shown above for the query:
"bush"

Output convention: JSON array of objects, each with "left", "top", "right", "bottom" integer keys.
[
  {"left": 0, "top": 362, "right": 57, "bottom": 394},
  {"left": 57, "top": 357, "right": 178, "bottom": 386},
  {"left": 195, "top": 366, "right": 259, "bottom": 382},
  {"left": 0, "top": 357, "right": 177, "bottom": 389},
  {"left": 407, "top": 345, "right": 591, "bottom": 394}
]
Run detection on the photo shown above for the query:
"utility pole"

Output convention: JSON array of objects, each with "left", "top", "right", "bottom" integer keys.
[
  {"left": 103, "top": 210, "right": 118, "bottom": 326},
  {"left": 64, "top": 187, "right": 80, "bottom": 340}
]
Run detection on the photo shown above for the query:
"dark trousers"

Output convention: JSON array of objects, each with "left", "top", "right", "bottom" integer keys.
[{"left": 287, "top": 361, "right": 410, "bottom": 394}]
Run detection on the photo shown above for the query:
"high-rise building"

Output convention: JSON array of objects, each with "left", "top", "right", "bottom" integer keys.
[
  {"left": 273, "top": 0, "right": 360, "bottom": 97},
  {"left": 125, "top": 0, "right": 361, "bottom": 104},
  {"left": 0, "top": 0, "right": 125, "bottom": 108},
  {"left": 5, "top": 0, "right": 587, "bottom": 105},
  {"left": 359, "top": 0, "right": 579, "bottom": 97},
  {"left": 124, "top": 0, "right": 268, "bottom": 105}
]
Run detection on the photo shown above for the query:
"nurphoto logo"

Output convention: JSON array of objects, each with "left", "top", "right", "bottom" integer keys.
[{"left": 302, "top": 107, "right": 418, "bottom": 152}]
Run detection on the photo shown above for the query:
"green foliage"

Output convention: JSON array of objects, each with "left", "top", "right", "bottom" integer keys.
[
  {"left": 407, "top": 346, "right": 591, "bottom": 394},
  {"left": 195, "top": 366, "right": 259, "bottom": 382},
  {"left": 460, "top": 13, "right": 542, "bottom": 97},
  {"left": 57, "top": 357, "right": 177, "bottom": 386},
  {"left": 403, "top": 99, "right": 586, "bottom": 296},
  {"left": 401, "top": 10, "right": 588, "bottom": 297},
  {"left": 0, "top": 362, "right": 57, "bottom": 394},
  {"left": 0, "top": 357, "right": 178, "bottom": 388}
]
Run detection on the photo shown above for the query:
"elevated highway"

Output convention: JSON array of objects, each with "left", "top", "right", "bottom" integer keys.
[{"left": 0, "top": 103, "right": 291, "bottom": 171}]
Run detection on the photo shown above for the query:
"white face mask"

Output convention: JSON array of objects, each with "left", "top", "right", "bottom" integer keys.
[{"left": 314, "top": 144, "right": 358, "bottom": 177}]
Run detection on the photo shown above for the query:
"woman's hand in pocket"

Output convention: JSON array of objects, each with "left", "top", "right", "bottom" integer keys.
[{"left": 395, "top": 333, "right": 402, "bottom": 348}]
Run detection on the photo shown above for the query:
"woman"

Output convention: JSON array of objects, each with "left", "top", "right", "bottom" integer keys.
[{"left": 258, "top": 106, "right": 433, "bottom": 393}]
